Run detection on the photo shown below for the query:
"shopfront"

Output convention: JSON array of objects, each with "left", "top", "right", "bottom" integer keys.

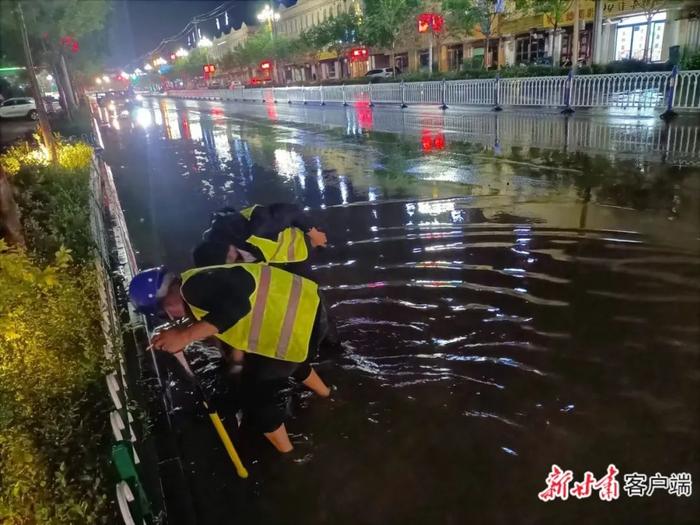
[{"left": 613, "top": 12, "right": 666, "bottom": 62}]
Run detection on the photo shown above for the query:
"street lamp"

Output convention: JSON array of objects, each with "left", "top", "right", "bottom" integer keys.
[
  {"left": 144, "top": 64, "right": 153, "bottom": 71},
  {"left": 175, "top": 48, "right": 189, "bottom": 58},
  {"left": 197, "top": 36, "right": 213, "bottom": 48},
  {"left": 95, "top": 77, "right": 102, "bottom": 84},
  {"left": 102, "top": 74, "right": 110, "bottom": 83},
  {"left": 257, "top": 4, "right": 280, "bottom": 32}
]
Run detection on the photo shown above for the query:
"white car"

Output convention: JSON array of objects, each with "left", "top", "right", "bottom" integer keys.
[
  {"left": 0, "top": 97, "right": 38, "bottom": 120},
  {"left": 365, "top": 67, "right": 400, "bottom": 79}
]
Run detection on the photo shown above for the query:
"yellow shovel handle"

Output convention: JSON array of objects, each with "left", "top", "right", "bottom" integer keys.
[{"left": 209, "top": 412, "right": 249, "bottom": 478}]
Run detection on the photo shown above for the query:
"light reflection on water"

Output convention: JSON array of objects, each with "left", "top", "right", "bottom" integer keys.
[{"left": 100, "top": 98, "right": 700, "bottom": 525}]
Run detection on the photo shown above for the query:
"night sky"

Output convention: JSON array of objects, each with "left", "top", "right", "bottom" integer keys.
[{"left": 106, "top": 0, "right": 295, "bottom": 68}]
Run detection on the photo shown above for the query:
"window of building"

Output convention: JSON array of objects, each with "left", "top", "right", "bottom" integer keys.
[
  {"left": 447, "top": 44, "right": 464, "bottom": 70},
  {"left": 515, "top": 32, "right": 547, "bottom": 64},
  {"left": 419, "top": 49, "right": 430, "bottom": 69},
  {"left": 614, "top": 11, "right": 666, "bottom": 62}
]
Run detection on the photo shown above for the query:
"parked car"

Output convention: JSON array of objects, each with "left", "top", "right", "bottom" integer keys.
[
  {"left": 0, "top": 97, "right": 38, "bottom": 120},
  {"left": 365, "top": 67, "right": 401, "bottom": 79}
]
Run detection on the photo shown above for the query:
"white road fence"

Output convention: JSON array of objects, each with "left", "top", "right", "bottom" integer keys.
[{"left": 167, "top": 69, "right": 700, "bottom": 112}]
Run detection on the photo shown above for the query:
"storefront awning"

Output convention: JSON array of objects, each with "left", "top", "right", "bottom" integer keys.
[{"left": 317, "top": 50, "right": 338, "bottom": 61}]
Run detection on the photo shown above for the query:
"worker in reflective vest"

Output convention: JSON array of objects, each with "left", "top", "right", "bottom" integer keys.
[
  {"left": 197, "top": 203, "right": 327, "bottom": 280},
  {"left": 194, "top": 203, "right": 341, "bottom": 349},
  {"left": 129, "top": 263, "right": 332, "bottom": 453}
]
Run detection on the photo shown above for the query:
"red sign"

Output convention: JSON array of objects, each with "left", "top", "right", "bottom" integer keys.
[
  {"left": 203, "top": 63, "right": 216, "bottom": 79},
  {"left": 349, "top": 47, "right": 368, "bottom": 62},
  {"left": 417, "top": 13, "right": 444, "bottom": 33}
]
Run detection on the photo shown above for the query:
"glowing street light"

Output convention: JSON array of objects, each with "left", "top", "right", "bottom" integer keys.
[
  {"left": 134, "top": 68, "right": 143, "bottom": 75},
  {"left": 102, "top": 75, "right": 110, "bottom": 83},
  {"left": 257, "top": 4, "right": 280, "bottom": 24},
  {"left": 144, "top": 63, "right": 153, "bottom": 71},
  {"left": 95, "top": 77, "right": 102, "bottom": 84},
  {"left": 175, "top": 48, "right": 189, "bottom": 58},
  {"left": 197, "top": 36, "right": 213, "bottom": 48}
]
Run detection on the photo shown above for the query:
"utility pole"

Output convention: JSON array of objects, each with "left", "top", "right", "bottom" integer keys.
[
  {"left": 572, "top": 0, "right": 580, "bottom": 70},
  {"left": 592, "top": 0, "right": 604, "bottom": 64},
  {"left": 428, "top": 28, "right": 433, "bottom": 76},
  {"left": 16, "top": 1, "right": 57, "bottom": 162}
]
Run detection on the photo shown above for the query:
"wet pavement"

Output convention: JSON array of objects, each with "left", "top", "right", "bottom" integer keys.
[
  {"left": 100, "top": 98, "right": 699, "bottom": 525},
  {"left": 0, "top": 118, "right": 37, "bottom": 149}
]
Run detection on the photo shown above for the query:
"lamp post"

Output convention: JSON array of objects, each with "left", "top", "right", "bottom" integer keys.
[
  {"left": 257, "top": 4, "right": 280, "bottom": 35},
  {"left": 257, "top": 4, "right": 282, "bottom": 84}
]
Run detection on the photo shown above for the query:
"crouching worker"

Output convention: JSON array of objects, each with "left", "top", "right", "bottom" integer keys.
[
  {"left": 196, "top": 204, "right": 341, "bottom": 349},
  {"left": 198, "top": 203, "right": 327, "bottom": 279},
  {"left": 128, "top": 263, "right": 331, "bottom": 453}
]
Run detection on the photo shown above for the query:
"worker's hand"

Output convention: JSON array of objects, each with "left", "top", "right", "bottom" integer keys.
[
  {"left": 151, "top": 327, "right": 191, "bottom": 354},
  {"left": 307, "top": 227, "right": 327, "bottom": 248}
]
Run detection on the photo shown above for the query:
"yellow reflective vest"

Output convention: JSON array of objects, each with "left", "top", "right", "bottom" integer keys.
[
  {"left": 240, "top": 205, "right": 309, "bottom": 263},
  {"left": 180, "top": 263, "right": 319, "bottom": 363}
]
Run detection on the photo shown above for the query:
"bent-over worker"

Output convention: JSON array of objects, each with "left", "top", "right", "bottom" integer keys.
[{"left": 129, "top": 263, "right": 331, "bottom": 453}]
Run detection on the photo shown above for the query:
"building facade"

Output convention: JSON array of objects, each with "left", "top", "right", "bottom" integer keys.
[
  {"left": 207, "top": 0, "right": 700, "bottom": 84},
  {"left": 209, "top": 22, "right": 257, "bottom": 62}
]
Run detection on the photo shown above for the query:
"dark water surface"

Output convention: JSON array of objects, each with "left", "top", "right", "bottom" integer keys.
[{"left": 101, "top": 98, "right": 699, "bottom": 524}]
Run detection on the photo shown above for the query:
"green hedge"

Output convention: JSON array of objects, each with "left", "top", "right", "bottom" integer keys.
[
  {"left": 261, "top": 58, "right": 678, "bottom": 88},
  {"left": 0, "top": 141, "right": 116, "bottom": 524}
]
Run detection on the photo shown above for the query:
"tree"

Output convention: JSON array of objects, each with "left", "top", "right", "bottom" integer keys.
[
  {"left": 637, "top": 0, "right": 666, "bottom": 62},
  {"left": 179, "top": 48, "right": 209, "bottom": 78},
  {"left": 523, "top": 0, "right": 572, "bottom": 67},
  {"left": 0, "top": 165, "right": 25, "bottom": 247},
  {"left": 0, "top": 0, "right": 110, "bottom": 117},
  {"left": 363, "top": 0, "right": 421, "bottom": 73},
  {"left": 300, "top": 12, "right": 363, "bottom": 78},
  {"left": 15, "top": 1, "right": 57, "bottom": 162},
  {"left": 443, "top": 0, "right": 512, "bottom": 69}
]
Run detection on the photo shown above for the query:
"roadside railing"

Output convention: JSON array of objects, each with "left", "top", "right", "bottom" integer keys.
[
  {"left": 90, "top": 118, "right": 202, "bottom": 524},
  {"left": 167, "top": 69, "right": 700, "bottom": 113}
]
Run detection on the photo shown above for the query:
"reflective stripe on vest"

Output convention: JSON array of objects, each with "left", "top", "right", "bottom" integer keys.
[
  {"left": 240, "top": 205, "right": 257, "bottom": 220},
  {"left": 247, "top": 227, "right": 309, "bottom": 264},
  {"left": 239, "top": 205, "right": 309, "bottom": 263},
  {"left": 180, "top": 263, "right": 319, "bottom": 363}
]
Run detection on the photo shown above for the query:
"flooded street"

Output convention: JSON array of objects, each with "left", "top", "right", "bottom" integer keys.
[{"left": 101, "top": 98, "right": 699, "bottom": 524}]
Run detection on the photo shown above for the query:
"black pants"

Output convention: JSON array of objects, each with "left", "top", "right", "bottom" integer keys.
[{"left": 241, "top": 306, "right": 327, "bottom": 433}]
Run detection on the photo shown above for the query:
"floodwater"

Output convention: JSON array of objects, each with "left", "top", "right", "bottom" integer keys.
[{"left": 100, "top": 98, "right": 699, "bottom": 525}]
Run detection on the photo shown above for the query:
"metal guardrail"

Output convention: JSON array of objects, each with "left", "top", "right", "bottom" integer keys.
[
  {"left": 91, "top": 116, "right": 203, "bottom": 524},
  {"left": 90, "top": 152, "right": 154, "bottom": 524},
  {"left": 167, "top": 69, "right": 700, "bottom": 112}
]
